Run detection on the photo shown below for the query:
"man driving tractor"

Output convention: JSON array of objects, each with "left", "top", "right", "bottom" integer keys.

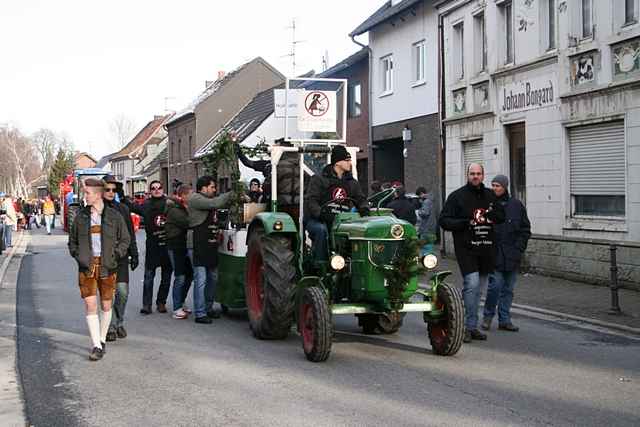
[{"left": 304, "top": 145, "right": 369, "bottom": 261}]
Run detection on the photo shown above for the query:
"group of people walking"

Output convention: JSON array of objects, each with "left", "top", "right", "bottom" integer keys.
[{"left": 67, "top": 175, "right": 235, "bottom": 361}]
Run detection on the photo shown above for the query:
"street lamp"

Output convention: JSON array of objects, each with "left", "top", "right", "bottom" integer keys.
[{"left": 402, "top": 125, "right": 412, "bottom": 158}]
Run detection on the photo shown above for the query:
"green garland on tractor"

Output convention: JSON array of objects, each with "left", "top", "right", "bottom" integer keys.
[
  {"left": 379, "top": 238, "right": 426, "bottom": 310},
  {"left": 201, "top": 130, "right": 268, "bottom": 225}
]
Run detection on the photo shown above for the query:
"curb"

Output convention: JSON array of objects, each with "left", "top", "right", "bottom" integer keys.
[
  {"left": 510, "top": 302, "right": 640, "bottom": 337},
  {"left": 0, "top": 231, "right": 28, "bottom": 426}
]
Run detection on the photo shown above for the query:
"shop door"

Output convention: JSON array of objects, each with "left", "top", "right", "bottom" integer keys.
[{"left": 507, "top": 123, "right": 526, "bottom": 204}]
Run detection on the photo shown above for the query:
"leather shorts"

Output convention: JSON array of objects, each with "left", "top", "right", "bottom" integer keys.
[{"left": 78, "top": 257, "right": 116, "bottom": 300}]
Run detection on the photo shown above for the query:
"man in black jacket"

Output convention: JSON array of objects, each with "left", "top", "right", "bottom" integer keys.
[
  {"left": 386, "top": 185, "right": 417, "bottom": 225},
  {"left": 439, "top": 163, "right": 505, "bottom": 343},
  {"left": 126, "top": 180, "right": 172, "bottom": 314},
  {"left": 304, "top": 145, "right": 369, "bottom": 262},
  {"left": 481, "top": 175, "right": 531, "bottom": 332},
  {"left": 102, "top": 175, "right": 138, "bottom": 341},
  {"left": 68, "top": 178, "right": 130, "bottom": 361}
]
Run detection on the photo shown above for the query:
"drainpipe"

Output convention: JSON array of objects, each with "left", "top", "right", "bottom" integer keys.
[
  {"left": 350, "top": 34, "right": 374, "bottom": 188},
  {"left": 438, "top": 12, "right": 447, "bottom": 256}
]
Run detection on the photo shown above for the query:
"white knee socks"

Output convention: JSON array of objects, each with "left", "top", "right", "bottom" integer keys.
[
  {"left": 86, "top": 314, "right": 101, "bottom": 349},
  {"left": 100, "top": 310, "right": 112, "bottom": 344}
]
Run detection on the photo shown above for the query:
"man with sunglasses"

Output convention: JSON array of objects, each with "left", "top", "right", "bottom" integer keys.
[
  {"left": 439, "top": 163, "right": 505, "bottom": 344},
  {"left": 126, "top": 180, "right": 172, "bottom": 314},
  {"left": 102, "top": 175, "right": 138, "bottom": 341}
]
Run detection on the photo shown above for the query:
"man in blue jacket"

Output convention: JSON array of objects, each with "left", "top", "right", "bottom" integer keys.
[{"left": 481, "top": 175, "right": 531, "bottom": 332}]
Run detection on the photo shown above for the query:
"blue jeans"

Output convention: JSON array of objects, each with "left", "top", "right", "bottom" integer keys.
[
  {"left": 169, "top": 250, "right": 188, "bottom": 311},
  {"left": 110, "top": 282, "right": 129, "bottom": 328},
  {"left": 187, "top": 250, "right": 217, "bottom": 318},
  {"left": 304, "top": 218, "right": 329, "bottom": 261},
  {"left": 462, "top": 272, "right": 488, "bottom": 330},
  {"left": 3, "top": 223, "right": 12, "bottom": 247},
  {"left": 483, "top": 271, "right": 517, "bottom": 325},
  {"left": 142, "top": 265, "right": 172, "bottom": 308}
]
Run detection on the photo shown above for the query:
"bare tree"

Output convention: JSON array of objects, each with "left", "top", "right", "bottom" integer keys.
[
  {"left": 109, "top": 114, "right": 137, "bottom": 151},
  {"left": 0, "top": 126, "right": 41, "bottom": 198},
  {"left": 32, "top": 128, "right": 58, "bottom": 173}
]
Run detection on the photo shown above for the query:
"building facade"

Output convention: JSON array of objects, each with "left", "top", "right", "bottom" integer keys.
[
  {"left": 110, "top": 115, "right": 170, "bottom": 196},
  {"left": 351, "top": 0, "right": 442, "bottom": 200},
  {"left": 166, "top": 57, "right": 285, "bottom": 187},
  {"left": 316, "top": 48, "right": 371, "bottom": 193},
  {"left": 439, "top": 0, "right": 640, "bottom": 288}
]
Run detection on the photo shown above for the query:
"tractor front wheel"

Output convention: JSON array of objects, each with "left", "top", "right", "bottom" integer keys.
[
  {"left": 299, "top": 287, "right": 332, "bottom": 362},
  {"left": 245, "top": 227, "right": 296, "bottom": 340},
  {"left": 427, "top": 282, "right": 464, "bottom": 356}
]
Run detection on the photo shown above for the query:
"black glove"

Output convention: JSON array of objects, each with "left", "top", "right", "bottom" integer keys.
[
  {"left": 358, "top": 206, "right": 370, "bottom": 217},
  {"left": 130, "top": 255, "right": 139, "bottom": 271},
  {"left": 320, "top": 211, "right": 334, "bottom": 224}
]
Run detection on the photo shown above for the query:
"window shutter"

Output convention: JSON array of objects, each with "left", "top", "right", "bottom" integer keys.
[
  {"left": 569, "top": 121, "right": 625, "bottom": 195},
  {"left": 463, "top": 139, "right": 484, "bottom": 170}
]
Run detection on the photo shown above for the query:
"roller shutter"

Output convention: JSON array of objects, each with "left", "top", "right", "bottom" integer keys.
[
  {"left": 569, "top": 121, "right": 625, "bottom": 195},
  {"left": 463, "top": 139, "right": 484, "bottom": 170}
]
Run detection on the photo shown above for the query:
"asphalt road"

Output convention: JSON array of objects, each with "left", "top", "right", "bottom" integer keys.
[{"left": 16, "top": 229, "right": 640, "bottom": 426}]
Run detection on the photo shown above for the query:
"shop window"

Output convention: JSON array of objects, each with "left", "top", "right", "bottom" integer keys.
[{"left": 569, "top": 121, "right": 625, "bottom": 217}]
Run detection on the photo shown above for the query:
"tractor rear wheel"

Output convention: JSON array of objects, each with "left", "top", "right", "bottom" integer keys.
[
  {"left": 299, "top": 286, "right": 332, "bottom": 362},
  {"left": 67, "top": 204, "right": 80, "bottom": 233},
  {"left": 427, "top": 282, "right": 464, "bottom": 356},
  {"left": 245, "top": 227, "right": 296, "bottom": 340}
]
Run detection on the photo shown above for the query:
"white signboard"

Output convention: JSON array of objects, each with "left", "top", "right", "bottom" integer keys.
[
  {"left": 274, "top": 89, "right": 300, "bottom": 118},
  {"left": 297, "top": 90, "right": 337, "bottom": 133},
  {"left": 500, "top": 75, "right": 556, "bottom": 114}
]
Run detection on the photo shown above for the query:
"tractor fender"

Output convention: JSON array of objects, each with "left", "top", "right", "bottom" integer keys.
[
  {"left": 246, "top": 212, "right": 298, "bottom": 245},
  {"left": 429, "top": 271, "right": 453, "bottom": 290}
]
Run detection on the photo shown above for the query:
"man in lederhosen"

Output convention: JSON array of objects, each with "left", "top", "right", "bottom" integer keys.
[
  {"left": 68, "top": 178, "right": 130, "bottom": 360},
  {"left": 187, "top": 176, "right": 233, "bottom": 324}
]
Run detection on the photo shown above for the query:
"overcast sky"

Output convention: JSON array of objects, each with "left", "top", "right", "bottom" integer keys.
[{"left": 0, "top": 0, "right": 376, "bottom": 158}]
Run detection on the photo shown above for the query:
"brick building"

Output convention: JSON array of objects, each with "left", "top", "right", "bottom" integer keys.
[{"left": 166, "top": 57, "right": 285, "bottom": 187}]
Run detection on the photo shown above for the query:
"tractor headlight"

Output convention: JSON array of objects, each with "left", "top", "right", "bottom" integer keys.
[
  {"left": 390, "top": 224, "right": 404, "bottom": 239},
  {"left": 273, "top": 221, "right": 283, "bottom": 231},
  {"left": 330, "top": 255, "right": 346, "bottom": 271},
  {"left": 422, "top": 254, "right": 438, "bottom": 270}
]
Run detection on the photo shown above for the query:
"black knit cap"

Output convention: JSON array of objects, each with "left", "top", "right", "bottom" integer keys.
[{"left": 331, "top": 145, "right": 351, "bottom": 165}]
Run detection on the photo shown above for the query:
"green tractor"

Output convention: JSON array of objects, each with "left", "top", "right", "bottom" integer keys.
[{"left": 216, "top": 144, "right": 464, "bottom": 362}]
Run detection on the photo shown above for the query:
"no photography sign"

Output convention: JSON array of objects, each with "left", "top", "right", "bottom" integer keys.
[{"left": 297, "top": 90, "right": 337, "bottom": 132}]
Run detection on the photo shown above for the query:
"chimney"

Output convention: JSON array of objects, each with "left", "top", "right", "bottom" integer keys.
[
  {"left": 217, "top": 70, "right": 226, "bottom": 80},
  {"left": 154, "top": 115, "right": 164, "bottom": 120}
]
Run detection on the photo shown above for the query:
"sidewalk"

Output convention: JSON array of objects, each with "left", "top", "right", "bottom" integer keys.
[
  {"left": 0, "top": 230, "right": 27, "bottom": 426},
  {"left": 428, "top": 255, "right": 640, "bottom": 332}
]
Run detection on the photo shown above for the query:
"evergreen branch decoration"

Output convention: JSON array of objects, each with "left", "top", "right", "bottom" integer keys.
[
  {"left": 379, "top": 237, "right": 426, "bottom": 310},
  {"left": 201, "top": 131, "right": 268, "bottom": 225}
]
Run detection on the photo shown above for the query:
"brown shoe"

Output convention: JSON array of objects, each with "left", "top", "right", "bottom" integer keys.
[{"left": 156, "top": 303, "right": 167, "bottom": 313}]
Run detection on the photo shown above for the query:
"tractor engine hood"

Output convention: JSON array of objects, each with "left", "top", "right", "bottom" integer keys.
[{"left": 334, "top": 215, "right": 417, "bottom": 240}]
